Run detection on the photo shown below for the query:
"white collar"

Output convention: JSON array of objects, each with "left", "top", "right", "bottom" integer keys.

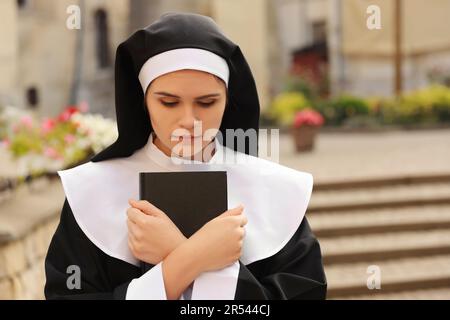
[{"left": 58, "top": 136, "right": 313, "bottom": 267}]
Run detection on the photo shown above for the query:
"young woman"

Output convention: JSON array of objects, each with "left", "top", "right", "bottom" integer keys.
[{"left": 44, "top": 12, "right": 327, "bottom": 300}]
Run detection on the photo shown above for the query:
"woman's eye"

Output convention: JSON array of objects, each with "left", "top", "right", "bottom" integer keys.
[
  {"left": 197, "top": 100, "right": 216, "bottom": 107},
  {"left": 161, "top": 101, "right": 178, "bottom": 107}
]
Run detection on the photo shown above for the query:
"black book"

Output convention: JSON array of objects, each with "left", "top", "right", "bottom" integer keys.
[{"left": 139, "top": 171, "right": 228, "bottom": 273}]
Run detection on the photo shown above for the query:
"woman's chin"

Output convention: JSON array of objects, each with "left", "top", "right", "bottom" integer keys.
[{"left": 177, "top": 145, "right": 211, "bottom": 161}]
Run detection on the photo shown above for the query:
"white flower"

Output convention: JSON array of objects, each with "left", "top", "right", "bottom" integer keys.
[{"left": 71, "top": 113, "right": 118, "bottom": 153}]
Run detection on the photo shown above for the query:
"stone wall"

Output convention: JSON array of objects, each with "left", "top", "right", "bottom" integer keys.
[
  {"left": 0, "top": 217, "right": 59, "bottom": 299},
  {"left": 0, "top": 178, "right": 64, "bottom": 300}
]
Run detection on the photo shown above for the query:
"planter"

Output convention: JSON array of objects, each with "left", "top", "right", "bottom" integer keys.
[{"left": 291, "top": 125, "right": 320, "bottom": 152}]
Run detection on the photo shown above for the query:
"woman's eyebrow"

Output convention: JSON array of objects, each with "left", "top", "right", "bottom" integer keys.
[
  {"left": 195, "top": 93, "right": 221, "bottom": 99},
  {"left": 153, "top": 92, "right": 221, "bottom": 99},
  {"left": 154, "top": 92, "right": 180, "bottom": 98}
]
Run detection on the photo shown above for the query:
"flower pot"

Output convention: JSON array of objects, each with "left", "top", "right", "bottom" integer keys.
[{"left": 291, "top": 125, "right": 320, "bottom": 152}]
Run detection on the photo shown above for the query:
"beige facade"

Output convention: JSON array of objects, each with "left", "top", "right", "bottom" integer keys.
[
  {"left": 0, "top": 0, "right": 276, "bottom": 117},
  {"left": 339, "top": 0, "right": 450, "bottom": 96},
  {"left": 0, "top": 0, "right": 18, "bottom": 106},
  {"left": 275, "top": 0, "right": 450, "bottom": 97},
  {"left": 0, "top": 0, "right": 130, "bottom": 117},
  {"left": 212, "top": 0, "right": 271, "bottom": 110},
  {"left": 2, "top": 0, "right": 449, "bottom": 115}
]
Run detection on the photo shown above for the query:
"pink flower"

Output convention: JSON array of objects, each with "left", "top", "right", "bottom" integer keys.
[
  {"left": 64, "top": 134, "right": 76, "bottom": 144},
  {"left": 20, "top": 115, "right": 34, "bottom": 128},
  {"left": 41, "top": 118, "right": 56, "bottom": 134},
  {"left": 293, "top": 109, "right": 324, "bottom": 128},
  {"left": 44, "top": 147, "right": 60, "bottom": 159},
  {"left": 1, "top": 139, "right": 10, "bottom": 148},
  {"left": 78, "top": 101, "right": 89, "bottom": 113},
  {"left": 58, "top": 112, "right": 70, "bottom": 122},
  {"left": 58, "top": 106, "right": 79, "bottom": 122}
]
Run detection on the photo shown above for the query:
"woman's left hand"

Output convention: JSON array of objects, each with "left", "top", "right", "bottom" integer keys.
[{"left": 126, "top": 199, "right": 187, "bottom": 265}]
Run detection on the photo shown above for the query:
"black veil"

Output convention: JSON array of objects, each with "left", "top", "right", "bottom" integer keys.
[{"left": 92, "top": 12, "right": 260, "bottom": 162}]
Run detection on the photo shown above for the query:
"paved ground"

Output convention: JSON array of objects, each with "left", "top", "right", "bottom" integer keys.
[{"left": 274, "top": 128, "right": 450, "bottom": 182}]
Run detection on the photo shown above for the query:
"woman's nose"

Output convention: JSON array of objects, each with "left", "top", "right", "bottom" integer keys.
[{"left": 179, "top": 104, "right": 198, "bottom": 130}]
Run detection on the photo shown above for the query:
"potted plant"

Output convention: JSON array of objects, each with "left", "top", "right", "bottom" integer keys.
[{"left": 291, "top": 108, "right": 324, "bottom": 152}]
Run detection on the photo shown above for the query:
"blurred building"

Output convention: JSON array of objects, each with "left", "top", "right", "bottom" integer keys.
[
  {"left": 0, "top": 0, "right": 130, "bottom": 118},
  {"left": 276, "top": 0, "right": 450, "bottom": 97},
  {"left": 0, "top": 0, "right": 275, "bottom": 118},
  {"left": 1, "top": 0, "right": 450, "bottom": 119}
]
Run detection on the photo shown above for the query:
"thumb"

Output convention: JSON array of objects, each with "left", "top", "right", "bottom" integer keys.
[
  {"left": 128, "top": 199, "right": 165, "bottom": 217},
  {"left": 220, "top": 205, "right": 244, "bottom": 217}
]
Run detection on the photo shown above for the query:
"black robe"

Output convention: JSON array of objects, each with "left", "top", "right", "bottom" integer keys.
[
  {"left": 44, "top": 199, "right": 327, "bottom": 300},
  {"left": 45, "top": 12, "right": 327, "bottom": 301}
]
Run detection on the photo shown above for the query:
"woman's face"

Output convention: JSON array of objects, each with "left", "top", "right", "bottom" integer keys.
[{"left": 145, "top": 69, "right": 227, "bottom": 159}]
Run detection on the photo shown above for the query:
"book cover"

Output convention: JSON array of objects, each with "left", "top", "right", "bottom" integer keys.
[{"left": 139, "top": 171, "right": 228, "bottom": 273}]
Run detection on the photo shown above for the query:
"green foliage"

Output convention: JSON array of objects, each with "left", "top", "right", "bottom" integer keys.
[
  {"left": 269, "top": 92, "right": 311, "bottom": 126},
  {"left": 318, "top": 95, "right": 370, "bottom": 126}
]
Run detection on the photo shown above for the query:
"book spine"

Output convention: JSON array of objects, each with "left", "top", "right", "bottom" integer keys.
[
  {"left": 139, "top": 173, "right": 144, "bottom": 201},
  {"left": 139, "top": 173, "right": 150, "bottom": 274}
]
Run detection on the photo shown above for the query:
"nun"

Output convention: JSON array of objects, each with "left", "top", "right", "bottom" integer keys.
[{"left": 44, "top": 12, "right": 327, "bottom": 300}]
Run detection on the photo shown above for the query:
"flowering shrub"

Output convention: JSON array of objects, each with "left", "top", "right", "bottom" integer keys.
[
  {"left": 368, "top": 85, "right": 450, "bottom": 125},
  {"left": 269, "top": 92, "right": 311, "bottom": 126},
  {"left": 293, "top": 109, "right": 325, "bottom": 128},
  {"left": 0, "top": 103, "right": 118, "bottom": 177},
  {"left": 270, "top": 71, "right": 450, "bottom": 128},
  {"left": 428, "top": 67, "right": 450, "bottom": 87},
  {"left": 318, "top": 95, "right": 370, "bottom": 126},
  {"left": 397, "top": 85, "right": 450, "bottom": 123},
  {"left": 0, "top": 105, "right": 30, "bottom": 141}
]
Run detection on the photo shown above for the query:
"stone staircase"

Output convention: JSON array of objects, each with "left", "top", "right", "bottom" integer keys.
[{"left": 308, "top": 174, "right": 450, "bottom": 299}]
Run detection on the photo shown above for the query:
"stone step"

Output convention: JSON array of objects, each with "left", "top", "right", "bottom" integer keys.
[
  {"left": 309, "top": 182, "right": 450, "bottom": 213},
  {"left": 325, "top": 255, "right": 450, "bottom": 299},
  {"left": 311, "top": 182, "right": 450, "bottom": 207},
  {"left": 313, "top": 174, "right": 450, "bottom": 191},
  {"left": 308, "top": 204, "right": 450, "bottom": 237},
  {"left": 319, "top": 229, "right": 450, "bottom": 264},
  {"left": 309, "top": 197, "right": 450, "bottom": 214}
]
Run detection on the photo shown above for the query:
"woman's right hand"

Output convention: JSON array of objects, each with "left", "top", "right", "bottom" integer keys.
[{"left": 187, "top": 205, "right": 248, "bottom": 273}]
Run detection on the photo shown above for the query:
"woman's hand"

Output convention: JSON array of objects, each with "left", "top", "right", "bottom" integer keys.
[
  {"left": 187, "top": 205, "right": 247, "bottom": 273},
  {"left": 126, "top": 199, "right": 186, "bottom": 265}
]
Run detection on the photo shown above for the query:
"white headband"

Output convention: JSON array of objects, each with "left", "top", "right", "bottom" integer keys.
[{"left": 138, "top": 48, "right": 230, "bottom": 93}]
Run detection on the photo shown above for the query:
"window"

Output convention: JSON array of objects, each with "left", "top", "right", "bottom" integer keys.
[
  {"left": 94, "top": 9, "right": 111, "bottom": 69},
  {"left": 312, "top": 21, "right": 327, "bottom": 44},
  {"left": 26, "top": 87, "right": 39, "bottom": 108},
  {"left": 17, "top": 0, "right": 29, "bottom": 9}
]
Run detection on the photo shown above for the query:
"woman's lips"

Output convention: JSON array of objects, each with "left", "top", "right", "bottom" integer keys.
[{"left": 175, "top": 135, "right": 202, "bottom": 142}]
